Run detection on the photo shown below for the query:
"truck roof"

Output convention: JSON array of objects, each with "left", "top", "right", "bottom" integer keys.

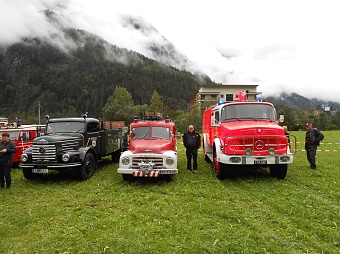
[
  {"left": 130, "top": 120, "right": 175, "bottom": 128},
  {"left": 48, "top": 118, "right": 99, "bottom": 123}
]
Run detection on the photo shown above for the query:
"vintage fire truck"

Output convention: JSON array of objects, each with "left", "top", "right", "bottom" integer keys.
[
  {"left": 0, "top": 124, "right": 45, "bottom": 167},
  {"left": 19, "top": 115, "right": 128, "bottom": 180},
  {"left": 117, "top": 112, "right": 178, "bottom": 182},
  {"left": 202, "top": 96, "right": 294, "bottom": 179}
]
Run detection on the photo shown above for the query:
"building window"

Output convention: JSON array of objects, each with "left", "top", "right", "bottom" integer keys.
[
  {"left": 226, "top": 94, "right": 233, "bottom": 101},
  {"left": 200, "top": 94, "right": 205, "bottom": 100},
  {"left": 211, "top": 94, "right": 217, "bottom": 100},
  {"left": 220, "top": 95, "right": 224, "bottom": 98}
]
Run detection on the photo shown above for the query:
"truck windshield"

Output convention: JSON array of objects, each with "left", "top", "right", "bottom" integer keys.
[
  {"left": 132, "top": 127, "right": 150, "bottom": 139},
  {"left": 221, "top": 104, "right": 276, "bottom": 122},
  {"left": 47, "top": 122, "right": 85, "bottom": 134},
  {"left": 132, "top": 126, "right": 171, "bottom": 139},
  {"left": 152, "top": 127, "right": 171, "bottom": 139}
]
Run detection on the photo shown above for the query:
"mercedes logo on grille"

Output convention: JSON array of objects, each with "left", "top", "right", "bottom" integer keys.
[
  {"left": 39, "top": 147, "right": 46, "bottom": 153},
  {"left": 255, "top": 140, "right": 264, "bottom": 150}
]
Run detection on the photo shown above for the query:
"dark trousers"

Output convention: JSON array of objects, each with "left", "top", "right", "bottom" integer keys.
[
  {"left": 186, "top": 149, "right": 198, "bottom": 170},
  {"left": 0, "top": 164, "right": 12, "bottom": 188},
  {"left": 306, "top": 145, "right": 317, "bottom": 168}
]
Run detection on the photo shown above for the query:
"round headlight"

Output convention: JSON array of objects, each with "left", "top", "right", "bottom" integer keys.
[
  {"left": 20, "top": 154, "right": 28, "bottom": 162},
  {"left": 165, "top": 157, "right": 174, "bottom": 166},
  {"left": 122, "top": 157, "right": 130, "bottom": 165},
  {"left": 268, "top": 148, "right": 275, "bottom": 155},
  {"left": 245, "top": 148, "right": 253, "bottom": 156},
  {"left": 62, "top": 154, "right": 70, "bottom": 162}
]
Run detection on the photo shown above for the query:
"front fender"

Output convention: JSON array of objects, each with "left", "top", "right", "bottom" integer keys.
[
  {"left": 78, "top": 147, "right": 92, "bottom": 161},
  {"left": 214, "top": 138, "right": 224, "bottom": 157}
]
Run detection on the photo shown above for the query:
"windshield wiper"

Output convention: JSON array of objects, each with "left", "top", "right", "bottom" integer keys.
[
  {"left": 73, "top": 128, "right": 84, "bottom": 133},
  {"left": 140, "top": 132, "right": 149, "bottom": 138},
  {"left": 223, "top": 118, "right": 241, "bottom": 122}
]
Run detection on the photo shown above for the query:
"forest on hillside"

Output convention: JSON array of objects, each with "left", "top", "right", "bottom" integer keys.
[{"left": 0, "top": 28, "right": 212, "bottom": 123}]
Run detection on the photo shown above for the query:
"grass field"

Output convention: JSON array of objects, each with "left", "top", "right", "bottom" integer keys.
[{"left": 1, "top": 130, "right": 340, "bottom": 253}]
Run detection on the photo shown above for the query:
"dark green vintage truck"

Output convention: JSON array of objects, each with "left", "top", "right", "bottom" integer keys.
[{"left": 19, "top": 115, "right": 128, "bottom": 180}]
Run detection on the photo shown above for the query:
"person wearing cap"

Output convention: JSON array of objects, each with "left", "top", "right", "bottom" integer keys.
[{"left": 305, "top": 123, "right": 324, "bottom": 169}]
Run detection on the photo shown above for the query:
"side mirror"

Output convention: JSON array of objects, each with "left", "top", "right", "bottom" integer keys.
[{"left": 278, "top": 115, "right": 284, "bottom": 123}]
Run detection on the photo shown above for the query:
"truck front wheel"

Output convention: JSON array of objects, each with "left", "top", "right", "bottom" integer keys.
[
  {"left": 80, "top": 153, "right": 96, "bottom": 180},
  {"left": 269, "top": 164, "right": 288, "bottom": 179},
  {"left": 214, "top": 153, "right": 227, "bottom": 180},
  {"left": 122, "top": 174, "right": 136, "bottom": 182},
  {"left": 22, "top": 168, "right": 37, "bottom": 180}
]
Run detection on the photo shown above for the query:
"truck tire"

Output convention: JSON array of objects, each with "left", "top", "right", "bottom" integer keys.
[
  {"left": 22, "top": 168, "right": 37, "bottom": 180},
  {"left": 269, "top": 164, "right": 287, "bottom": 179},
  {"left": 163, "top": 174, "right": 175, "bottom": 182},
  {"left": 111, "top": 150, "right": 121, "bottom": 163},
  {"left": 214, "top": 153, "right": 227, "bottom": 180},
  {"left": 122, "top": 174, "right": 136, "bottom": 182},
  {"left": 80, "top": 153, "right": 96, "bottom": 180}
]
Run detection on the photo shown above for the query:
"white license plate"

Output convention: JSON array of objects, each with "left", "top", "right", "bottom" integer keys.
[
  {"left": 33, "top": 168, "right": 48, "bottom": 174},
  {"left": 254, "top": 160, "right": 267, "bottom": 165},
  {"left": 160, "top": 170, "right": 176, "bottom": 174}
]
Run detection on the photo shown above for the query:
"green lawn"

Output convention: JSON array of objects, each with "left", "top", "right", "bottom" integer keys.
[{"left": 1, "top": 131, "right": 339, "bottom": 253}]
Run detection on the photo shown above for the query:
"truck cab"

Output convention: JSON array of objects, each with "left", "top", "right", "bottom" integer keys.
[
  {"left": 19, "top": 115, "right": 128, "bottom": 180},
  {"left": 203, "top": 99, "right": 294, "bottom": 179},
  {"left": 0, "top": 125, "right": 45, "bottom": 167},
  {"left": 117, "top": 112, "right": 178, "bottom": 181}
]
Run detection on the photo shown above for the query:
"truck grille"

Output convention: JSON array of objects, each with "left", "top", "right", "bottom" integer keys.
[
  {"left": 60, "top": 140, "right": 80, "bottom": 152},
  {"left": 226, "top": 136, "right": 287, "bottom": 155},
  {"left": 32, "top": 144, "right": 57, "bottom": 162},
  {"left": 32, "top": 140, "right": 80, "bottom": 162},
  {"left": 132, "top": 157, "right": 163, "bottom": 167}
]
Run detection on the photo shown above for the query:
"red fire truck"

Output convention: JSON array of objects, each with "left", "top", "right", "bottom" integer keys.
[
  {"left": 117, "top": 112, "right": 178, "bottom": 182},
  {"left": 0, "top": 124, "right": 45, "bottom": 167},
  {"left": 202, "top": 96, "right": 294, "bottom": 179}
]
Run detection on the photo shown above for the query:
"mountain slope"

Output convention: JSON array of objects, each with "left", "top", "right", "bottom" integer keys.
[{"left": 0, "top": 28, "right": 212, "bottom": 120}]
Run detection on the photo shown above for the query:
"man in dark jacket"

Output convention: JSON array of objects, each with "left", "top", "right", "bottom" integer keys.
[
  {"left": 305, "top": 123, "right": 324, "bottom": 170},
  {"left": 182, "top": 125, "right": 201, "bottom": 173},
  {"left": 0, "top": 132, "right": 17, "bottom": 188}
]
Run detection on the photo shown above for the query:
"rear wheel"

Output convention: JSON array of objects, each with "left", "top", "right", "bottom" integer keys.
[
  {"left": 270, "top": 164, "right": 288, "bottom": 179},
  {"left": 80, "top": 153, "right": 96, "bottom": 180}
]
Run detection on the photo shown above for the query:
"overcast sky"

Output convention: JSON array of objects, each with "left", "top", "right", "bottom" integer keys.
[{"left": 1, "top": 0, "right": 340, "bottom": 102}]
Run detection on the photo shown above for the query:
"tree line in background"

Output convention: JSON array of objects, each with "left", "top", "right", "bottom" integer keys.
[
  {"left": 276, "top": 104, "right": 340, "bottom": 132},
  {"left": 94, "top": 86, "right": 340, "bottom": 133}
]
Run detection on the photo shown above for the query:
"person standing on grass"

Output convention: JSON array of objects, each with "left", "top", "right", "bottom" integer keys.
[
  {"left": 0, "top": 132, "right": 17, "bottom": 188},
  {"left": 182, "top": 125, "right": 201, "bottom": 173},
  {"left": 305, "top": 123, "right": 324, "bottom": 170}
]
